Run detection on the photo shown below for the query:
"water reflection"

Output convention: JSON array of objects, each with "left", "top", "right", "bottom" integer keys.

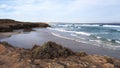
[{"left": 0, "top": 29, "right": 45, "bottom": 48}]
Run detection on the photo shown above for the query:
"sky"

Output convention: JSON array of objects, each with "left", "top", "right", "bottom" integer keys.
[{"left": 0, "top": 0, "right": 120, "bottom": 23}]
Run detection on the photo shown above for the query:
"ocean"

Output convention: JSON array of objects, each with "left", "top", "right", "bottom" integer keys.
[{"left": 49, "top": 23, "right": 120, "bottom": 50}]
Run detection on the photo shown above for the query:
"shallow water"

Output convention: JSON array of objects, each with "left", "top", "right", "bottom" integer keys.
[
  {"left": 0, "top": 28, "right": 120, "bottom": 58},
  {"left": 0, "top": 28, "right": 46, "bottom": 48}
]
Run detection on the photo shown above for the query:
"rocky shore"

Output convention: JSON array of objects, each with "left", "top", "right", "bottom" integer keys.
[
  {"left": 0, "top": 41, "right": 120, "bottom": 68},
  {"left": 0, "top": 19, "right": 50, "bottom": 32}
]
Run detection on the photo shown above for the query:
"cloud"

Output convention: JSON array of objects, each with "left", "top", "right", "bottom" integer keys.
[
  {"left": 0, "top": 4, "right": 8, "bottom": 9},
  {"left": 0, "top": 0, "right": 120, "bottom": 23}
]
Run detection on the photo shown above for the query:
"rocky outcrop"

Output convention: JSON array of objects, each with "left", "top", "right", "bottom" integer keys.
[
  {"left": 0, "top": 19, "right": 50, "bottom": 32},
  {"left": 0, "top": 41, "right": 120, "bottom": 68},
  {"left": 31, "top": 41, "right": 75, "bottom": 59}
]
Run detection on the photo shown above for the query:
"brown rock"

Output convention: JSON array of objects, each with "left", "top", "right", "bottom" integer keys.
[
  {"left": 0, "top": 44, "right": 6, "bottom": 52},
  {"left": 103, "top": 63, "right": 114, "bottom": 68},
  {"left": 48, "top": 62, "right": 65, "bottom": 68}
]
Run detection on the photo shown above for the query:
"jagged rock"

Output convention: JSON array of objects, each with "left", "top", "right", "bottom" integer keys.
[{"left": 31, "top": 41, "right": 75, "bottom": 59}]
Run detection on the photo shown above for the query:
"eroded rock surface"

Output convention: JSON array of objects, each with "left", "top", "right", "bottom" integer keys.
[{"left": 0, "top": 41, "right": 120, "bottom": 68}]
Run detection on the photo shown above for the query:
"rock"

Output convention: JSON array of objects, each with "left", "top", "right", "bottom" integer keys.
[
  {"left": 0, "top": 42, "right": 14, "bottom": 48},
  {"left": 31, "top": 45, "right": 40, "bottom": 51},
  {"left": 31, "top": 41, "right": 75, "bottom": 59},
  {"left": 113, "top": 59, "right": 120, "bottom": 68},
  {"left": 0, "top": 61, "right": 5, "bottom": 65},
  {"left": 27, "top": 59, "right": 31, "bottom": 63},
  {"left": 48, "top": 62, "right": 65, "bottom": 68},
  {"left": 82, "top": 55, "right": 107, "bottom": 64},
  {"left": 103, "top": 63, "right": 114, "bottom": 68},
  {"left": 0, "top": 19, "right": 50, "bottom": 32},
  {"left": 59, "top": 61, "right": 80, "bottom": 68},
  {"left": 75, "top": 52, "right": 87, "bottom": 57},
  {"left": 0, "top": 44, "right": 6, "bottom": 52},
  {"left": 104, "top": 56, "right": 113, "bottom": 64}
]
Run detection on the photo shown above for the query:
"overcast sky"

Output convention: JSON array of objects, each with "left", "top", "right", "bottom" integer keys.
[{"left": 0, "top": 0, "right": 120, "bottom": 23}]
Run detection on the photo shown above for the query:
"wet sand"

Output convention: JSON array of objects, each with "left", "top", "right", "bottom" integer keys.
[
  {"left": 0, "top": 28, "right": 120, "bottom": 59},
  {"left": 0, "top": 32, "right": 20, "bottom": 39}
]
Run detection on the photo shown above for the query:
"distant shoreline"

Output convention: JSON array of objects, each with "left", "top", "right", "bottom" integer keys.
[
  {"left": 0, "top": 19, "right": 50, "bottom": 32},
  {"left": 52, "top": 22, "right": 120, "bottom": 26}
]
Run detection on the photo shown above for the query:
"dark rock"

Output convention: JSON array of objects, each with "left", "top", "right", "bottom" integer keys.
[
  {"left": 31, "top": 45, "right": 40, "bottom": 51},
  {"left": 76, "top": 52, "right": 87, "bottom": 57},
  {"left": 0, "top": 19, "right": 50, "bottom": 32},
  {"left": 104, "top": 56, "right": 113, "bottom": 64},
  {"left": 31, "top": 41, "right": 75, "bottom": 59},
  {"left": 0, "top": 61, "right": 5, "bottom": 65},
  {"left": 0, "top": 42, "right": 14, "bottom": 48}
]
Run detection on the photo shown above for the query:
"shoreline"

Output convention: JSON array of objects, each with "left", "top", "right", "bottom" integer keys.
[
  {"left": 33, "top": 28, "right": 120, "bottom": 59},
  {"left": 1, "top": 28, "right": 120, "bottom": 59},
  {"left": 0, "top": 28, "right": 120, "bottom": 67},
  {"left": 0, "top": 32, "right": 20, "bottom": 39}
]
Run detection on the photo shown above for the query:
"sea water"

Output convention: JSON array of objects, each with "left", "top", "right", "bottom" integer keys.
[{"left": 49, "top": 23, "right": 120, "bottom": 50}]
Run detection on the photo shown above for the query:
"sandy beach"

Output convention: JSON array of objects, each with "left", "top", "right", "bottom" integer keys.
[
  {"left": 1, "top": 28, "right": 120, "bottom": 59},
  {"left": 0, "top": 32, "right": 20, "bottom": 39}
]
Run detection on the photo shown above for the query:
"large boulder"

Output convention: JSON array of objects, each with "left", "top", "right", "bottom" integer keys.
[{"left": 31, "top": 41, "right": 75, "bottom": 59}]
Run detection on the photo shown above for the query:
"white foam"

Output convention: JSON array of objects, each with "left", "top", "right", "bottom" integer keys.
[
  {"left": 102, "top": 44, "right": 120, "bottom": 50},
  {"left": 116, "top": 40, "right": 120, "bottom": 44},
  {"left": 96, "top": 36, "right": 102, "bottom": 39},
  {"left": 103, "top": 25, "right": 120, "bottom": 28},
  {"left": 92, "top": 32, "right": 109, "bottom": 34},
  {"left": 57, "top": 24, "right": 69, "bottom": 28},
  {"left": 48, "top": 28, "right": 67, "bottom": 32},
  {"left": 70, "top": 33, "right": 77, "bottom": 37},
  {"left": 94, "top": 39, "right": 120, "bottom": 50},
  {"left": 75, "top": 32, "right": 91, "bottom": 36},
  {"left": 80, "top": 24, "right": 99, "bottom": 26},
  {"left": 52, "top": 32, "right": 120, "bottom": 50},
  {"left": 107, "top": 39, "right": 111, "bottom": 42},
  {"left": 51, "top": 32, "right": 74, "bottom": 40},
  {"left": 49, "top": 27, "right": 120, "bottom": 50},
  {"left": 51, "top": 32, "right": 88, "bottom": 44},
  {"left": 48, "top": 27, "right": 91, "bottom": 36}
]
